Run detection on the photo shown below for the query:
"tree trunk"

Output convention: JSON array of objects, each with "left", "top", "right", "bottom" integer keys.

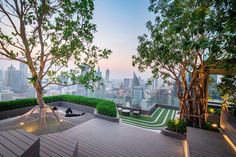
[{"left": 34, "top": 80, "right": 47, "bottom": 127}]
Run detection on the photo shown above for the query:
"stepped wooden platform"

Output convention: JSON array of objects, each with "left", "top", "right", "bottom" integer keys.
[
  {"left": 0, "top": 129, "right": 40, "bottom": 157},
  {"left": 40, "top": 133, "right": 78, "bottom": 157}
]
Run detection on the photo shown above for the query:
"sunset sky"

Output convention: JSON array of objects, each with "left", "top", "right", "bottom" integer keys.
[
  {"left": 0, "top": 0, "right": 154, "bottom": 80},
  {"left": 93, "top": 0, "right": 154, "bottom": 79}
]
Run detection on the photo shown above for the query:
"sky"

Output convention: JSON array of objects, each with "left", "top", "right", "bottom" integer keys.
[
  {"left": 92, "top": 0, "right": 154, "bottom": 79},
  {"left": 0, "top": 0, "right": 154, "bottom": 80}
]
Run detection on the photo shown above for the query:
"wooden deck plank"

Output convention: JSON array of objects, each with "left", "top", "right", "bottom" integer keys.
[
  {"left": 40, "top": 136, "right": 72, "bottom": 156},
  {"left": 187, "top": 127, "right": 236, "bottom": 157},
  {"left": 0, "top": 143, "right": 17, "bottom": 157},
  {"left": 66, "top": 128, "right": 171, "bottom": 155},
  {"left": 40, "top": 150, "right": 51, "bottom": 157},
  {"left": 40, "top": 145, "right": 61, "bottom": 157},
  {"left": 7, "top": 130, "right": 34, "bottom": 145},
  {"left": 46, "top": 133, "right": 76, "bottom": 148},
  {"left": 62, "top": 118, "right": 184, "bottom": 157},
  {"left": 16, "top": 129, "right": 38, "bottom": 141},
  {"left": 40, "top": 140, "right": 70, "bottom": 157},
  {"left": 63, "top": 132, "right": 143, "bottom": 157},
  {"left": 41, "top": 134, "right": 75, "bottom": 151},
  {"left": 52, "top": 133, "right": 78, "bottom": 145},
  {"left": 0, "top": 134, "right": 24, "bottom": 155},
  {"left": 0, "top": 131, "right": 29, "bottom": 151}
]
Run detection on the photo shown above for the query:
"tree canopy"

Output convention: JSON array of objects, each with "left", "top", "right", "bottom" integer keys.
[
  {"left": 133, "top": 0, "right": 235, "bottom": 83},
  {"left": 217, "top": 75, "right": 236, "bottom": 103},
  {"left": 0, "top": 0, "right": 111, "bottom": 91},
  {"left": 133, "top": 0, "right": 236, "bottom": 127}
]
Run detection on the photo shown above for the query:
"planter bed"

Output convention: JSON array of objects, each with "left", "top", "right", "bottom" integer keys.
[
  {"left": 0, "top": 95, "right": 117, "bottom": 119},
  {"left": 161, "top": 129, "right": 186, "bottom": 140}
]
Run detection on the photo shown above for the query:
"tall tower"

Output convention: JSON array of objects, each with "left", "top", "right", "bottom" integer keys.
[
  {"left": 132, "top": 72, "right": 140, "bottom": 87},
  {"left": 105, "top": 69, "right": 109, "bottom": 82},
  {"left": 96, "top": 67, "right": 102, "bottom": 77},
  {"left": 5, "top": 65, "right": 24, "bottom": 93},
  {"left": 5, "top": 65, "right": 16, "bottom": 87},
  {"left": 0, "top": 69, "right": 3, "bottom": 82},
  {"left": 19, "top": 62, "right": 28, "bottom": 85}
]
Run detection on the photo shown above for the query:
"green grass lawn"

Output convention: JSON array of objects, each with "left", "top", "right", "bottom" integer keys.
[{"left": 120, "top": 108, "right": 176, "bottom": 130}]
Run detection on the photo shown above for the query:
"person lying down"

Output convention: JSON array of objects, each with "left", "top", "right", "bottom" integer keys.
[{"left": 65, "top": 107, "right": 85, "bottom": 117}]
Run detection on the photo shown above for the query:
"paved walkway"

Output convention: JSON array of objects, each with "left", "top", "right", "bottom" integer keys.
[{"left": 62, "top": 118, "right": 184, "bottom": 157}]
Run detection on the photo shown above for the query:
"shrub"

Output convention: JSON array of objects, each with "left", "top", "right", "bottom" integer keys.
[
  {"left": 166, "top": 119, "right": 187, "bottom": 134},
  {"left": 203, "top": 122, "right": 219, "bottom": 132},
  {"left": 208, "top": 107, "right": 221, "bottom": 115},
  {"left": 176, "top": 119, "right": 187, "bottom": 134},
  {"left": 96, "top": 100, "right": 117, "bottom": 117},
  {"left": 0, "top": 98, "right": 36, "bottom": 111},
  {"left": 215, "top": 109, "right": 221, "bottom": 115},
  {"left": 0, "top": 95, "right": 117, "bottom": 117},
  {"left": 167, "top": 119, "right": 176, "bottom": 131}
]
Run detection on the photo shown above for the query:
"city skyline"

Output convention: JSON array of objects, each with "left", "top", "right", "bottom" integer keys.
[{"left": 0, "top": 0, "right": 153, "bottom": 80}]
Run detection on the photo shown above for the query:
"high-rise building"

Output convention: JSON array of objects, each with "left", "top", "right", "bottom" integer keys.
[
  {"left": 150, "top": 79, "right": 158, "bottom": 91},
  {"left": 0, "top": 90, "right": 14, "bottom": 101},
  {"left": 132, "top": 86, "right": 144, "bottom": 106},
  {"left": 123, "top": 78, "right": 130, "bottom": 89},
  {"left": 0, "top": 70, "right": 3, "bottom": 81},
  {"left": 131, "top": 73, "right": 143, "bottom": 106},
  {"left": 96, "top": 67, "right": 102, "bottom": 77},
  {"left": 19, "top": 62, "right": 28, "bottom": 85},
  {"left": 132, "top": 73, "right": 140, "bottom": 87},
  {"left": 5, "top": 65, "right": 25, "bottom": 93},
  {"left": 105, "top": 69, "right": 109, "bottom": 82}
]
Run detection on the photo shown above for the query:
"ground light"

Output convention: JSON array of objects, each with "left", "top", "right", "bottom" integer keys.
[
  {"left": 223, "top": 134, "right": 236, "bottom": 152},
  {"left": 20, "top": 122, "right": 24, "bottom": 126},
  {"left": 183, "top": 140, "right": 189, "bottom": 157},
  {"left": 211, "top": 123, "right": 218, "bottom": 128}
]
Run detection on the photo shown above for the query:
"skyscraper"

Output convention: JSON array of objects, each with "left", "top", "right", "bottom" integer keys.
[
  {"left": 96, "top": 67, "right": 102, "bottom": 77},
  {"left": 132, "top": 86, "right": 144, "bottom": 106},
  {"left": 5, "top": 65, "right": 25, "bottom": 93},
  {"left": 123, "top": 78, "right": 130, "bottom": 89},
  {"left": 105, "top": 69, "right": 109, "bottom": 82},
  {"left": 0, "top": 70, "right": 3, "bottom": 82},
  {"left": 19, "top": 62, "right": 28, "bottom": 85},
  {"left": 132, "top": 73, "right": 140, "bottom": 87},
  {"left": 131, "top": 73, "right": 143, "bottom": 107}
]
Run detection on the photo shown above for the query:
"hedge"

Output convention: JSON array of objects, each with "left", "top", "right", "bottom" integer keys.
[
  {"left": 0, "top": 95, "right": 117, "bottom": 117},
  {"left": 96, "top": 100, "right": 117, "bottom": 117}
]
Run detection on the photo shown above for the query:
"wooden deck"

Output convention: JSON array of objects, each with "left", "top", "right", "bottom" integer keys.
[
  {"left": 63, "top": 118, "right": 184, "bottom": 157},
  {"left": 40, "top": 133, "right": 78, "bottom": 157},
  {"left": 0, "top": 118, "right": 185, "bottom": 157},
  {"left": 187, "top": 127, "right": 236, "bottom": 157},
  {"left": 0, "top": 129, "right": 40, "bottom": 157}
]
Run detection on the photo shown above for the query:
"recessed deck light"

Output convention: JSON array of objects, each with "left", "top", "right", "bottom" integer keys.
[{"left": 212, "top": 123, "right": 218, "bottom": 128}]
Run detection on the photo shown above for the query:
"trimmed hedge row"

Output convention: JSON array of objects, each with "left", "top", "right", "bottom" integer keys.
[{"left": 0, "top": 95, "right": 117, "bottom": 117}]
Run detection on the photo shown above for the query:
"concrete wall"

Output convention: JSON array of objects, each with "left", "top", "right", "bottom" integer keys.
[
  {"left": 94, "top": 109, "right": 120, "bottom": 123},
  {"left": 53, "top": 101, "right": 95, "bottom": 114},
  {"left": 0, "top": 106, "right": 34, "bottom": 120},
  {"left": 156, "top": 104, "right": 179, "bottom": 110}
]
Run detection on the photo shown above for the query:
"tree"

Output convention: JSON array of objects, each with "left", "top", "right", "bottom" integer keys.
[
  {"left": 0, "top": 0, "right": 111, "bottom": 125},
  {"left": 217, "top": 75, "right": 236, "bottom": 103},
  {"left": 133, "top": 0, "right": 236, "bottom": 127}
]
